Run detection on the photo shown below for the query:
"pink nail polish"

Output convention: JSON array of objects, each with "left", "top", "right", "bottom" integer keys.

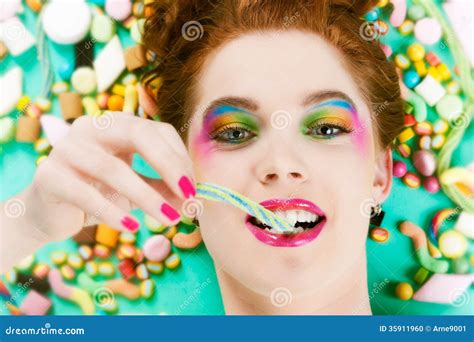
[
  {"left": 161, "top": 203, "right": 180, "bottom": 221},
  {"left": 121, "top": 216, "right": 139, "bottom": 232},
  {"left": 178, "top": 176, "right": 196, "bottom": 199}
]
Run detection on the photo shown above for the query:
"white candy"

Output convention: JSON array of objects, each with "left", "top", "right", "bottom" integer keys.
[
  {"left": 42, "top": 0, "right": 91, "bottom": 44},
  {"left": 0, "top": 67, "right": 22, "bottom": 116},
  {"left": 0, "top": 117, "right": 16, "bottom": 144},
  {"left": 0, "top": 16, "right": 35, "bottom": 56},
  {"left": 71, "top": 66, "right": 97, "bottom": 95},
  {"left": 455, "top": 211, "right": 474, "bottom": 239},
  {"left": 93, "top": 35, "right": 125, "bottom": 92},
  {"left": 414, "top": 75, "right": 446, "bottom": 107}
]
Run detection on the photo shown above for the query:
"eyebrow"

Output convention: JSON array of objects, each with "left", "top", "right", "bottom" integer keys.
[
  {"left": 302, "top": 90, "right": 357, "bottom": 110},
  {"left": 201, "top": 90, "right": 357, "bottom": 122}
]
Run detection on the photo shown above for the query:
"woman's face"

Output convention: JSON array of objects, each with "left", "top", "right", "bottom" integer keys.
[{"left": 186, "top": 30, "right": 391, "bottom": 296}]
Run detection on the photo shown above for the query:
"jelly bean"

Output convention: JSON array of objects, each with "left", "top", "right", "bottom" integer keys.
[
  {"left": 418, "top": 136, "right": 431, "bottom": 150},
  {"left": 143, "top": 235, "right": 171, "bottom": 262},
  {"left": 78, "top": 245, "right": 93, "bottom": 261},
  {"left": 173, "top": 227, "right": 203, "bottom": 249},
  {"left": 117, "top": 244, "right": 135, "bottom": 260},
  {"left": 94, "top": 244, "right": 111, "bottom": 259},
  {"left": 32, "top": 263, "right": 50, "bottom": 279},
  {"left": 119, "top": 232, "right": 137, "bottom": 245},
  {"left": 403, "top": 172, "right": 421, "bottom": 188},
  {"left": 393, "top": 160, "right": 407, "bottom": 178},
  {"left": 398, "top": 20, "right": 414, "bottom": 35},
  {"left": 446, "top": 80, "right": 461, "bottom": 95},
  {"left": 431, "top": 134, "right": 445, "bottom": 150},
  {"left": 60, "top": 264, "right": 76, "bottom": 280},
  {"left": 136, "top": 264, "right": 149, "bottom": 280},
  {"left": 397, "top": 143, "right": 411, "bottom": 158},
  {"left": 82, "top": 97, "right": 101, "bottom": 116},
  {"left": 426, "top": 52, "right": 441, "bottom": 66},
  {"left": 370, "top": 227, "right": 389, "bottom": 243},
  {"left": 403, "top": 70, "right": 420, "bottom": 88},
  {"left": 165, "top": 253, "right": 181, "bottom": 269},
  {"left": 34, "top": 138, "right": 52, "bottom": 154},
  {"left": 51, "top": 251, "right": 67, "bottom": 265},
  {"left": 140, "top": 279, "right": 155, "bottom": 299},
  {"left": 438, "top": 231, "right": 467, "bottom": 259},
  {"left": 52, "top": 82, "right": 69, "bottom": 95},
  {"left": 432, "top": 120, "right": 449, "bottom": 134},
  {"left": 107, "top": 95, "right": 124, "bottom": 111},
  {"left": 35, "top": 97, "right": 52, "bottom": 112},
  {"left": 48, "top": 269, "right": 95, "bottom": 314},
  {"left": 395, "top": 282, "right": 413, "bottom": 300},
  {"left": 164, "top": 225, "right": 178, "bottom": 239},
  {"left": 98, "top": 262, "right": 115, "bottom": 277},
  {"left": 118, "top": 259, "right": 136, "bottom": 279},
  {"left": 96, "top": 93, "right": 110, "bottom": 109},
  {"left": 414, "top": 121, "right": 432, "bottom": 135},
  {"left": 423, "top": 176, "right": 440, "bottom": 193},
  {"left": 412, "top": 150, "right": 436, "bottom": 177},
  {"left": 395, "top": 53, "right": 410, "bottom": 70},
  {"left": 398, "top": 127, "right": 415, "bottom": 143},
  {"left": 67, "top": 253, "right": 84, "bottom": 270},
  {"left": 414, "top": 60, "right": 427, "bottom": 77},
  {"left": 436, "top": 63, "right": 451, "bottom": 81},
  {"left": 413, "top": 267, "right": 430, "bottom": 285},
  {"left": 407, "top": 43, "right": 425, "bottom": 62},
  {"left": 143, "top": 214, "right": 167, "bottom": 233},
  {"left": 146, "top": 261, "right": 164, "bottom": 275},
  {"left": 112, "top": 84, "right": 126, "bottom": 96},
  {"left": 85, "top": 261, "right": 99, "bottom": 277},
  {"left": 123, "top": 84, "right": 138, "bottom": 113}
]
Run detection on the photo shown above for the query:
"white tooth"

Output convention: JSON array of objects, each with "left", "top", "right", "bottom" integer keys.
[
  {"left": 294, "top": 227, "right": 304, "bottom": 233},
  {"left": 302, "top": 210, "right": 312, "bottom": 222},
  {"left": 285, "top": 210, "right": 298, "bottom": 226},
  {"left": 309, "top": 214, "right": 317, "bottom": 222}
]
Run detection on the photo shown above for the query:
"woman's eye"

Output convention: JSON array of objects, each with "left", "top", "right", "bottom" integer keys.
[
  {"left": 212, "top": 126, "right": 257, "bottom": 144},
  {"left": 306, "top": 123, "right": 350, "bottom": 139}
]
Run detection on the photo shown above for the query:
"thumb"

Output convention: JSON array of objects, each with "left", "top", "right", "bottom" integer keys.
[{"left": 138, "top": 84, "right": 160, "bottom": 118}]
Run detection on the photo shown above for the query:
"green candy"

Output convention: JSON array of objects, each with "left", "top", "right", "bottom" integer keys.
[
  {"left": 451, "top": 257, "right": 470, "bottom": 274},
  {"left": 435, "top": 94, "right": 463, "bottom": 121},
  {"left": 91, "top": 14, "right": 116, "bottom": 43},
  {"left": 407, "top": 5, "right": 426, "bottom": 21}
]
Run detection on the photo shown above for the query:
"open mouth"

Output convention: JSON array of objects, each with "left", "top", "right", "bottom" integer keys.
[{"left": 245, "top": 199, "right": 327, "bottom": 247}]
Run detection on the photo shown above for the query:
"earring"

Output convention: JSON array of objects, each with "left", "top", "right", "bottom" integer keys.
[{"left": 370, "top": 204, "right": 385, "bottom": 227}]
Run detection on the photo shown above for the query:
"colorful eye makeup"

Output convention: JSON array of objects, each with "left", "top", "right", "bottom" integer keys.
[{"left": 300, "top": 99, "right": 367, "bottom": 155}]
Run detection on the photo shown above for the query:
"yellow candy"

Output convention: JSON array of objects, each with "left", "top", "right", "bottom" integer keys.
[
  {"left": 107, "top": 95, "right": 124, "bottom": 111},
  {"left": 433, "top": 120, "right": 449, "bottom": 134},
  {"left": 136, "top": 263, "right": 149, "bottom": 280},
  {"left": 96, "top": 224, "right": 120, "bottom": 248},
  {"left": 112, "top": 84, "right": 126, "bottom": 96},
  {"left": 85, "top": 261, "right": 99, "bottom": 277},
  {"left": 398, "top": 20, "right": 414, "bottom": 36},
  {"left": 395, "top": 54, "right": 410, "bottom": 70},
  {"left": 427, "top": 66, "right": 442, "bottom": 81},
  {"left": 82, "top": 97, "right": 101, "bottom": 116},
  {"left": 34, "top": 138, "right": 52, "bottom": 154},
  {"left": 437, "top": 63, "right": 451, "bottom": 81},
  {"left": 431, "top": 134, "right": 445, "bottom": 150},
  {"left": 407, "top": 43, "right": 425, "bottom": 62},
  {"left": 397, "top": 143, "right": 411, "bottom": 158},
  {"left": 164, "top": 225, "right": 178, "bottom": 240},
  {"left": 98, "top": 262, "right": 115, "bottom": 277},
  {"left": 123, "top": 84, "right": 138, "bottom": 114},
  {"left": 446, "top": 80, "right": 461, "bottom": 95},
  {"left": 16, "top": 96, "right": 31, "bottom": 112},
  {"left": 36, "top": 155, "right": 48, "bottom": 166},
  {"left": 414, "top": 61, "right": 427, "bottom": 77},
  {"left": 60, "top": 264, "right": 76, "bottom": 280},
  {"left": 395, "top": 282, "right": 413, "bottom": 300},
  {"left": 67, "top": 253, "right": 84, "bottom": 270},
  {"left": 370, "top": 227, "right": 389, "bottom": 242},
  {"left": 165, "top": 253, "right": 180, "bottom": 269},
  {"left": 438, "top": 230, "right": 468, "bottom": 259},
  {"left": 51, "top": 250, "right": 67, "bottom": 265},
  {"left": 146, "top": 261, "right": 164, "bottom": 275},
  {"left": 119, "top": 232, "right": 137, "bottom": 245},
  {"left": 419, "top": 135, "right": 431, "bottom": 150},
  {"left": 398, "top": 127, "right": 415, "bottom": 143},
  {"left": 140, "top": 279, "right": 155, "bottom": 299}
]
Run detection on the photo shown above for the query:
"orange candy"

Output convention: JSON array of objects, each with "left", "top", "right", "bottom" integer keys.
[{"left": 107, "top": 95, "right": 124, "bottom": 111}]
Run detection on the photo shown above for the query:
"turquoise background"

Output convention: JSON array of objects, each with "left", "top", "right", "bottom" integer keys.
[{"left": 0, "top": 0, "right": 472, "bottom": 315}]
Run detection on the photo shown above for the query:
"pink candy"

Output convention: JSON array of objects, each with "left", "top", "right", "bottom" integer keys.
[
  {"left": 143, "top": 235, "right": 171, "bottom": 262},
  {"left": 412, "top": 150, "right": 436, "bottom": 177},
  {"left": 423, "top": 176, "right": 440, "bottom": 193},
  {"left": 105, "top": 0, "right": 132, "bottom": 21},
  {"left": 393, "top": 160, "right": 407, "bottom": 178}
]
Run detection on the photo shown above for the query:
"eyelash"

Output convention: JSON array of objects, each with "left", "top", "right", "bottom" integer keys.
[
  {"left": 210, "top": 124, "right": 258, "bottom": 144},
  {"left": 304, "top": 120, "right": 353, "bottom": 139}
]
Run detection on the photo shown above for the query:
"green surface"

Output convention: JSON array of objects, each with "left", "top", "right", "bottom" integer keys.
[{"left": 0, "top": 1, "right": 472, "bottom": 315}]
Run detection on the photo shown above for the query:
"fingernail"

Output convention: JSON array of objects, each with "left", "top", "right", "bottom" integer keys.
[
  {"left": 161, "top": 203, "right": 180, "bottom": 221},
  {"left": 178, "top": 176, "right": 196, "bottom": 199},
  {"left": 121, "top": 216, "right": 139, "bottom": 232}
]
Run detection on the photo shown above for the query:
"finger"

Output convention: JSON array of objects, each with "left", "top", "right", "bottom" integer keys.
[
  {"left": 70, "top": 114, "right": 196, "bottom": 201},
  {"left": 39, "top": 162, "right": 141, "bottom": 233},
  {"left": 138, "top": 84, "right": 159, "bottom": 117},
  {"left": 54, "top": 140, "right": 181, "bottom": 226}
]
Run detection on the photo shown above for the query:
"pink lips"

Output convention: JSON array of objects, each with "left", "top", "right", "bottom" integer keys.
[{"left": 245, "top": 198, "right": 326, "bottom": 247}]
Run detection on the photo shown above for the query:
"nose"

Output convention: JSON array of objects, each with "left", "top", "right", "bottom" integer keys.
[{"left": 257, "top": 153, "right": 308, "bottom": 186}]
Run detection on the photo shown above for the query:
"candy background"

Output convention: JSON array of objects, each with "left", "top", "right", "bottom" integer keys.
[{"left": 0, "top": 0, "right": 473, "bottom": 315}]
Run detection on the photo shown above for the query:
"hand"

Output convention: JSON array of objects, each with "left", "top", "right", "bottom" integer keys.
[{"left": 24, "top": 86, "right": 195, "bottom": 242}]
